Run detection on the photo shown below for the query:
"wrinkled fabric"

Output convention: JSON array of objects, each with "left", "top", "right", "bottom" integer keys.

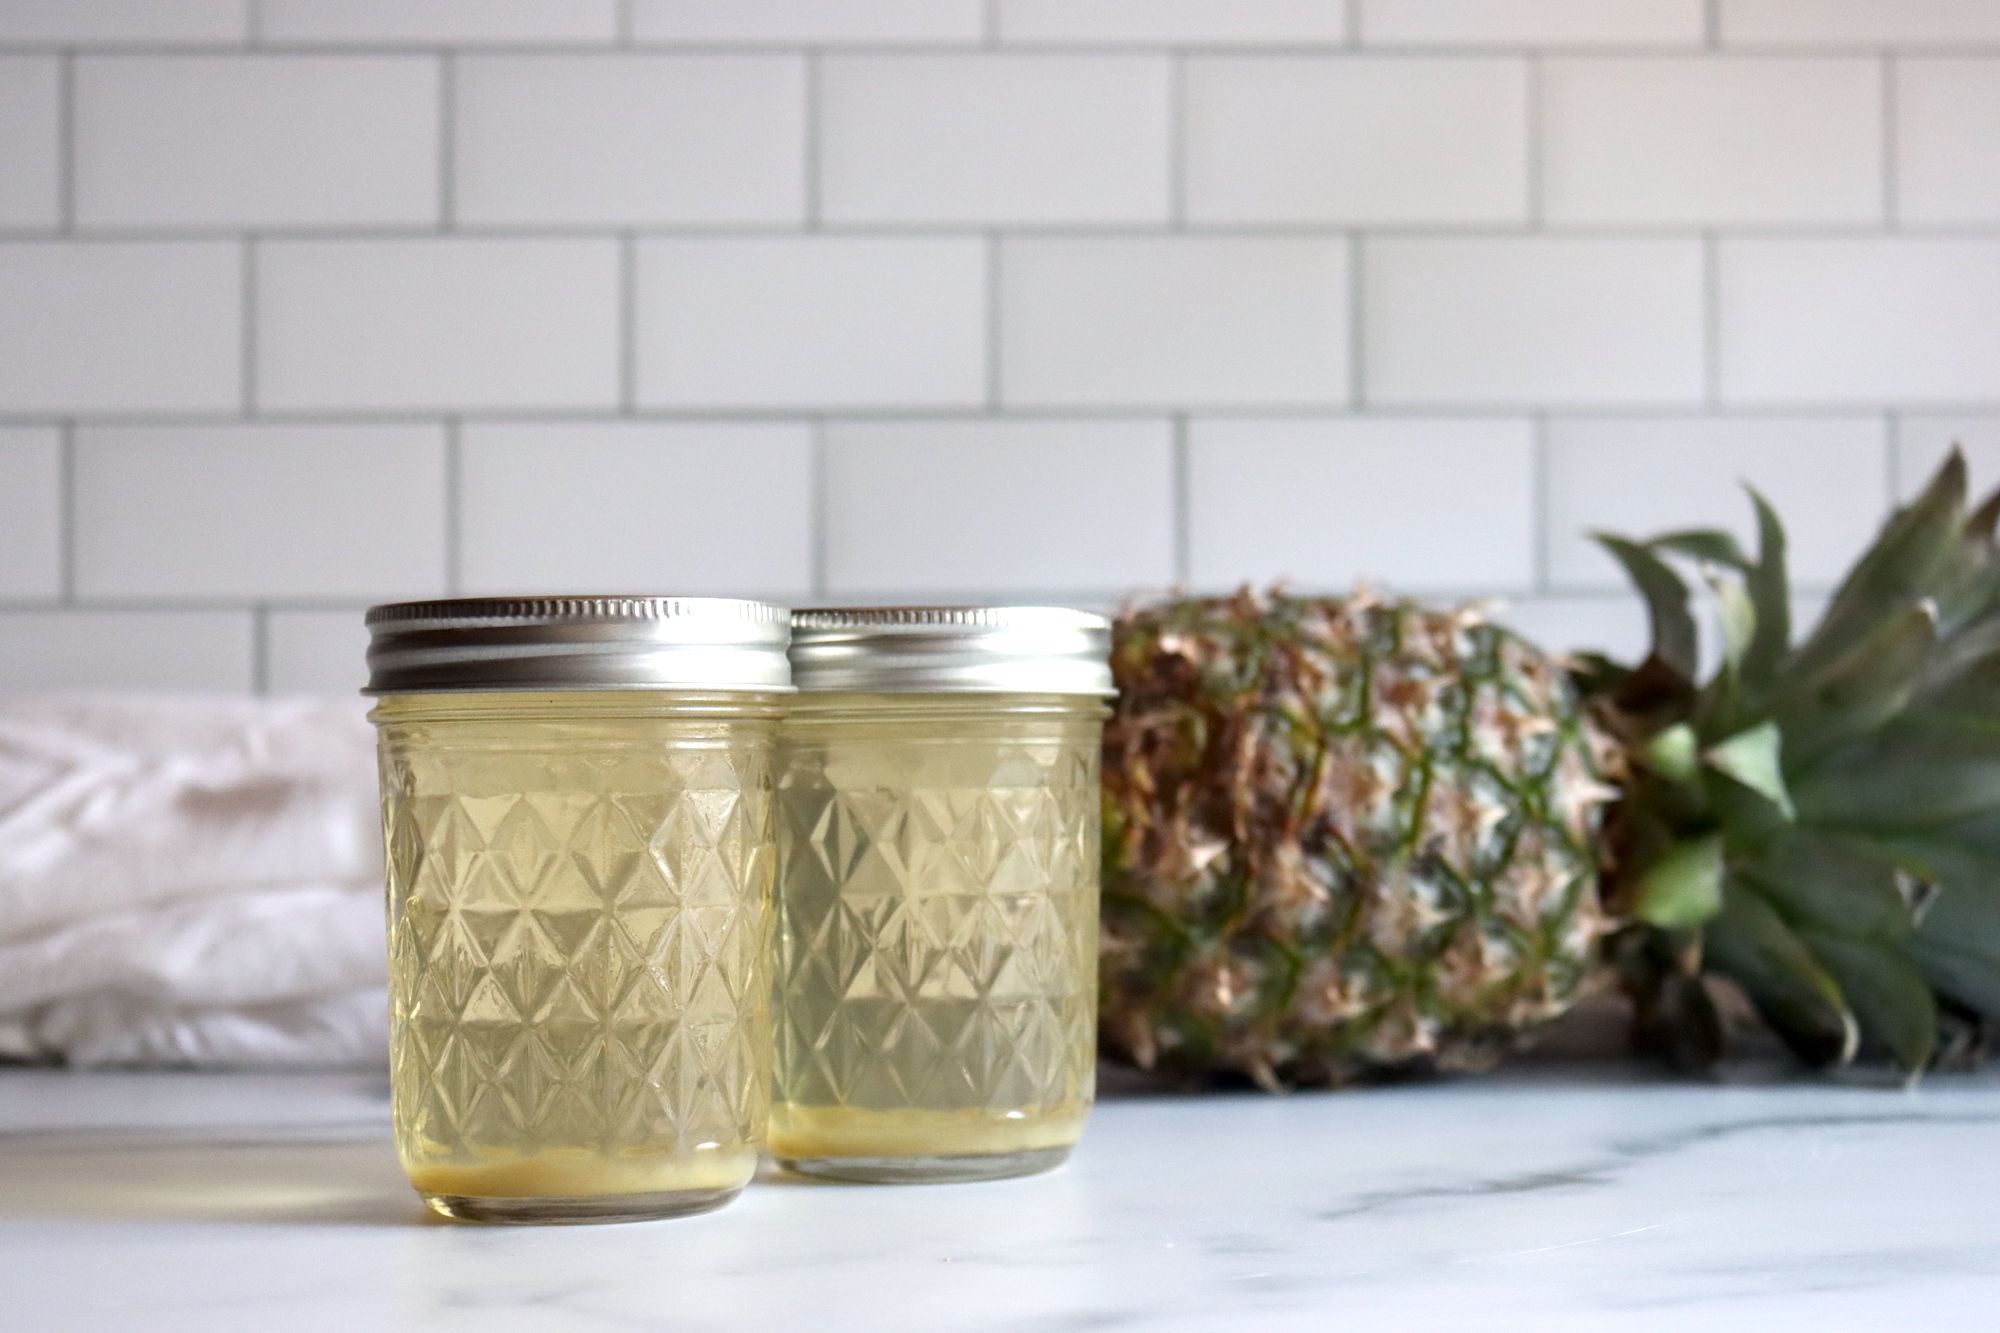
[{"left": 0, "top": 695, "right": 388, "bottom": 1068}]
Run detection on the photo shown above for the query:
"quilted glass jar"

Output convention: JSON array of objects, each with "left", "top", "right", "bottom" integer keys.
[
  {"left": 771, "top": 608, "right": 1112, "bottom": 1183},
  {"left": 364, "top": 597, "right": 791, "bottom": 1224}
]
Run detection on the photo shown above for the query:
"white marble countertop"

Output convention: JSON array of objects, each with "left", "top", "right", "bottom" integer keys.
[{"left": 1, "top": 1062, "right": 1996, "bottom": 1332}]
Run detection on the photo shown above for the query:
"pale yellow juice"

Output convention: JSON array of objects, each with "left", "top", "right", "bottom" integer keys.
[
  {"left": 376, "top": 692, "right": 783, "bottom": 1219},
  {"left": 766, "top": 1105, "right": 1088, "bottom": 1159},
  {"left": 405, "top": 1146, "right": 759, "bottom": 1200},
  {"left": 771, "top": 694, "right": 1102, "bottom": 1177}
]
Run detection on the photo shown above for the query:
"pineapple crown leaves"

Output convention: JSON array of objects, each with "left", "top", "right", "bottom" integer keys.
[{"left": 1588, "top": 448, "right": 2000, "bottom": 1074}]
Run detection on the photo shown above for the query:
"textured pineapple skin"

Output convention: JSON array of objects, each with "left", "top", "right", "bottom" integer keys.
[{"left": 1099, "top": 591, "right": 1612, "bottom": 1089}]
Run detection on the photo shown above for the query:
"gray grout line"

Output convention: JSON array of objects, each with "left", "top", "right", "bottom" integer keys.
[
  {"left": 1705, "top": 0, "right": 1722, "bottom": 48},
  {"left": 1345, "top": 0, "right": 1363, "bottom": 47},
  {"left": 4, "top": 403, "right": 1989, "bottom": 430},
  {"left": 983, "top": 0, "right": 1001, "bottom": 47},
  {"left": 1347, "top": 232, "right": 1366, "bottom": 408},
  {"left": 1172, "top": 413, "right": 1191, "bottom": 585},
  {"left": 438, "top": 52, "right": 456, "bottom": 231},
  {"left": 1531, "top": 412, "right": 1551, "bottom": 593},
  {"left": 1702, "top": 231, "right": 1722, "bottom": 409},
  {"left": 809, "top": 418, "right": 829, "bottom": 599},
  {"left": 985, "top": 233, "right": 1003, "bottom": 410},
  {"left": 251, "top": 604, "right": 270, "bottom": 694},
  {"left": 804, "top": 51, "right": 823, "bottom": 231},
  {"left": 616, "top": 0, "right": 635, "bottom": 47},
  {"left": 1167, "top": 52, "right": 1187, "bottom": 229},
  {"left": 246, "top": 0, "right": 263, "bottom": 47},
  {"left": 1525, "top": 52, "right": 1544, "bottom": 228},
  {"left": 10, "top": 221, "right": 2000, "bottom": 242},
  {"left": 241, "top": 237, "right": 258, "bottom": 415},
  {"left": 56, "top": 52, "right": 74, "bottom": 233},
  {"left": 619, "top": 232, "right": 638, "bottom": 413},
  {"left": 443, "top": 417, "right": 462, "bottom": 594},
  {"left": 57, "top": 421, "right": 76, "bottom": 605},
  {"left": 13, "top": 38, "right": 2000, "bottom": 56},
  {"left": 15, "top": 220, "right": 2000, "bottom": 244},
  {"left": 1882, "top": 54, "right": 1899, "bottom": 230}
]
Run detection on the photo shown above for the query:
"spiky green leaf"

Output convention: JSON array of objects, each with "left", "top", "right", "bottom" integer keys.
[
  {"left": 1738, "top": 828, "right": 1912, "bottom": 940},
  {"left": 1771, "top": 600, "right": 1938, "bottom": 774},
  {"left": 1633, "top": 833, "right": 1726, "bottom": 928},
  {"left": 1910, "top": 884, "right": 2000, "bottom": 1022},
  {"left": 1792, "top": 451, "right": 1965, "bottom": 683},
  {"left": 1650, "top": 528, "right": 1755, "bottom": 570},
  {"left": 1795, "top": 930, "right": 1937, "bottom": 1070},
  {"left": 1703, "top": 721, "right": 1795, "bottom": 818},
  {"left": 1702, "top": 880, "right": 1859, "bottom": 1067},
  {"left": 1595, "top": 534, "right": 1698, "bottom": 681},
  {"left": 1792, "top": 718, "right": 2000, "bottom": 832},
  {"left": 1742, "top": 487, "right": 1792, "bottom": 692},
  {"left": 1712, "top": 572, "right": 1757, "bottom": 674}
]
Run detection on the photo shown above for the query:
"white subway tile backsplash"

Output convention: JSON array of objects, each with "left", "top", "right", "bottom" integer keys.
[
  {"left": 0, "top": 57, "right": 57, "bottom": 228},
  {"left": 1364, "top": 238, "right": 1704, "bottom": 407},
  {"left": 1188, "top": 417, "right": 1536, "bottom": 592},
  {"left": 1897, "top": 415, "right": 2000, "bottom": 498},
  {"left": 820, "top": 55, "right": 1169, "bottom": 226},
  {"left": 1545, "top": 416, "right": 1889, "bottom": 590},
  {"left": 258, "top": 238, "right": 619, "bottom": 411},
  {"left": 0, "top": 1, "right": 246, "bottom": 45},
  {"left": 633, "top": 1, "right": 983, "bottom": 44},
  {"left": 1361, "top": 0, "right": 1704, "bottom": 47},
  {"left": 3, "top": 4, "right": 2000, "bottom": 697},
  {"left": 636, "top": 238, "right": 985, "bottom": 410},
  {"left": 997, "top": 1, "right": 1348, "bottom": 44},
  {"left": 73, "top": 424, "right": 445, "bottom": 599},
  {"left": 822, "top": 419, "right": 1173, "bottom": 595},
  {"left": 1720, "top": 239, "right": 2000, "bottom": 405},
  {"left": 1185, "top": 55, "right": 1528, "bottom": 225},
  {"left": 265, "top": 611, "right": 371, "bottom": 697},
  {"left": 1541, "top": 57, "right": 1882, "bottom": 225},
  {"left": 455, "top": 55, "right": 803, "bottom": 226},
  {"left": 1897, "top": 59, "right": 2000, "bottom": 225},
  {"left": 259, "top": 0, "right": 618, "bottom": 45},
  {"left": 0, "top": 242, "right": 241, "bottom": 414},
  {"left": 1002, "top": 238, "right": 1349, "bottom": 408},
  {"left": 75, "top": 56, "right": 438, "bottom": 228},
  {"left": 1723, "top": 1, "right": 2000, "bottom": 47},
  {"left": 0, "top": 612, "right": 253, "bottom": 693},
  {"left": 459, "top": 421, "right": 813, "bottom": 597},
  {"left": 0, "top": 427, "right": 61, "bottom": 600}
]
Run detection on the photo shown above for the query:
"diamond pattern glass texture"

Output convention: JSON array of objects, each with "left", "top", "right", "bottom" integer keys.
[
  {"left": 771, "top": 694, "right": 1104, "bottom": 1178},
  {"left": 375, "top": 692, "right": 783, "bottom": 1221}
]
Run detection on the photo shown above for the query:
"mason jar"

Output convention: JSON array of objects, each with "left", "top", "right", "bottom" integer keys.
[
  {"left": 364, "top": 597, "right": 791, "bottom": 1224},
  {"left": 770, "top": 607, "right": 1112, "bottom": 1183}
]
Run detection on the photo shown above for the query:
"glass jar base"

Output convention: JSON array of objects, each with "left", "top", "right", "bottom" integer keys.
[
  {"left": 776, "top": 1145, "right": 1070, "bottom": 1185},
  {"left": 421, "top": 1186, "right": 742, "bottom": 1225}
]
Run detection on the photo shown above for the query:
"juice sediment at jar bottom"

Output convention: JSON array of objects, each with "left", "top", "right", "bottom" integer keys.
[
  {"left": 771, "top": 608, "right": 1112, "bottom": 1184},
  {"left": 364, "top": 598, "right": 792, "bottom": 1225}
]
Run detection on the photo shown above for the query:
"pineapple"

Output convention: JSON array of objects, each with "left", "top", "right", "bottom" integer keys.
[
  {"left": 1099, "top": 455, "right": 2000, "bottom": 1087},
  {"left": 1585, "top": 450, "right": 2000, "bottom": 1073},
  {"left": 1099, "top": 589, "right": 1613, "bottom": 1090}
]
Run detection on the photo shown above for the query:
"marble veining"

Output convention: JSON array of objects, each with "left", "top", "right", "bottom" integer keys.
[{"left": 1, "top": 1062, "right": 1996, "bottom": 1332}]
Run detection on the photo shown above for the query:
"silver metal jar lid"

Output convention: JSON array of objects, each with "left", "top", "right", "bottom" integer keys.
[
  {"left": 788, "top": 606, "right": 1114, "bottom": 695},
  {"left": 362, "top": 597, "right": 794, "bottom": 695}
]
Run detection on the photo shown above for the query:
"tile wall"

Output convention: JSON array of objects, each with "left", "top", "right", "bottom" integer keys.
[{"left": 2, "top": 0, "right": 2000, "bottom": 693}]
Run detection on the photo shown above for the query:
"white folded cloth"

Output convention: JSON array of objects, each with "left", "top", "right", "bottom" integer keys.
[{"left": 0, "top": 694, "right": 389, "bottom": 1068}]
